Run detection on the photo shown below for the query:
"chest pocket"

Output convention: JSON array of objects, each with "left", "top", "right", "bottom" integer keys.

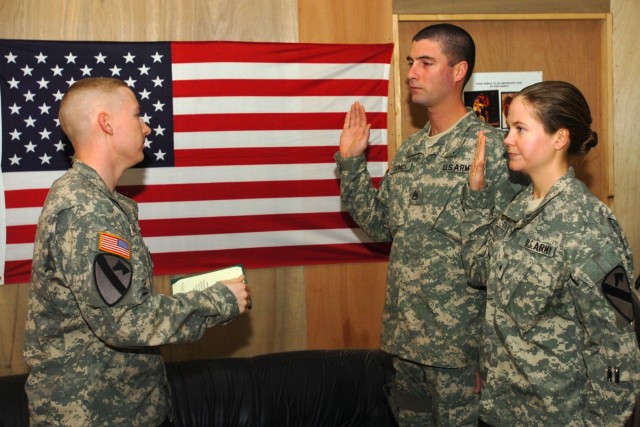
[
  {"left": 496, "top": 235, "right": 568, "bottom": 333},
  {"left": 387, "top": 159, "right": 467, "bottom": 242},
  {"left": 406, "top": 176, "right": 465, "bottom": 243},
  {"left": 430, "top": 184, "right": 464, "bottom": 242}
]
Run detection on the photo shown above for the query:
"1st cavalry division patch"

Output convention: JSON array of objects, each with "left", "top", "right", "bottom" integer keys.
[
  {"left": 94, "top": 254, "right": 133, "bottom": 306},
  {"left": 602, "top": 265, "right": 634, "bottom": 322}
]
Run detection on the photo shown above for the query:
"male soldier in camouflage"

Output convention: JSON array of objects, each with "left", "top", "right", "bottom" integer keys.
[
  {"left": 24, "top": 77, "right": 251, "bottom": 426},
  {"left": 463, "top": 81, "right": 640, "bottom": 426},
  {"left": 335, "top": 24, "right": 511, "bottom": 426}
]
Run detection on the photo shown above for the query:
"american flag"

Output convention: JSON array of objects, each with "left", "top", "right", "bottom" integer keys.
[{"left": 0, "top": 40, "right": 393, "bottom": 284}]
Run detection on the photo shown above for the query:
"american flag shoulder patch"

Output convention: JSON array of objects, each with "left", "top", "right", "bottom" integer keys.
[{"left": 98, "top": 232, "right": 131, "bottom": 260}]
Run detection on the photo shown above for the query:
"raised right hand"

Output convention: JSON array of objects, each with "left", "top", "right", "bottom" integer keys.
[
  {"left": 339, "top": 102, "right": 371, "bottom": 158},
  {"left": 469, "top": 130, "right": 487, "bottom": 191}
]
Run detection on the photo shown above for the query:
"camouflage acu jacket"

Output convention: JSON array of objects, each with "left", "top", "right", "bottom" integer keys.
[
  {"left": 462, "top": 168, "right": 640, "bottom": 426},
  {"left": 24, "top": 161, "right": 239, "bottom": 426},
  {"left": 336, "top": 111, "right": 511, "bottom": 367}
]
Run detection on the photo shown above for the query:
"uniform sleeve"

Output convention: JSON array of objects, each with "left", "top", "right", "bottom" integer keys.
[
  {"left": 460, "top": 184, "right": 496, "bottom": 287},
  {"left": 569, "top": 218, "right": 640, "bottom": 426},
  {"left": 54, "top": 207, "right": 240, "bottom": 348},
  {"left": 460, "top": 126, "right": 518, "bottom": 287},
  {"left": 335, "top": 152, "right": 392, "bottom": 241}
]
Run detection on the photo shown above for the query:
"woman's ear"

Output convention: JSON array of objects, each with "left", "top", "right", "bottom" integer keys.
[{"left": 554, "top": 128, "right": 569, "bottom": 151}]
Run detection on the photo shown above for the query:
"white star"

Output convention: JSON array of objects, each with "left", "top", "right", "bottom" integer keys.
[
  {"left": 24, "top": 141, "right": 37, "bottom": 152},
  {"left": 124, "top": 77, "right": 137, "bottom": 87},
  {"left": 151, "top": 52, "right": 163, "bottom": 63},
  {"left": 9, "top": 103, "right": 21, "bottom": 114},
  {"left": 80, "top": 65, "right": 92, "bottom": 76},
  {"left": 9, "top": 154, "right": 22, "bottom": 165},
  {"left": 5, "top": 51, "right": 17, "bottom": 63},
  {"left": 23, "top": 91, "right": 36, "bottom": 102},
  {"left": 153, "top": 100, "right": 165, "bottom": 111},
  {"left": 35, "top": 52, "right": 47, "bottom": 63},
  {"left": 37, "top": 77, "right": 50, "bottom": 89},
  {"left": 109, "top": 65, "right": 122, "bottom": 76},
  {"left": 8, "top": 77, "right": 19, "bottom": 89},
  {"left": 144, "top": 138, "right": 152, "bottom": 149},
  {"left": 65, "top": 52, "right": 77, "bottom": 63},
  {"left": 21, "top": 65, "right": 33, "bottom": 76},
  {"left": 9, "top": 129, "right": 21, "bottom": 140},
  {"left": 138, "top": 64, "right": 150, "bottom": 75},
  {"left": 39, "top": 128, "right": 52, "bottom": 140},
  {"left": 38, "top": 103, "right": 51, "bottom": 114},
  {"left": 141, "top": 113, "right": 152, "bottom": 124},
  {"left": 152, "top": 76, "right": 164, "bottom": 87},
  {"left": 66, "top": 77, "right": 77, "bottom": 87},
  {"left": 54, "top": 140, "right": 66, "bottom": 151},
  {"left": 53, "top": 90, "right": 64, "bottom": 101},
  {"left": 51, "top": 65, "right": 64, "bottom": 76},
  {"left": 39, "top": 153, "right": 52, "bottom": 164},
  {"left": 153, "top": 125, "right": 165, "bottom": 136},
  {"left": 154, "top": 150, "right": 166, "bottom": 161},
  {"left": 24, "top": 116, "right": 36, "bottom": 127},
  {"left": 54, "top": 118, "right": 61, "bottom": 127},
  {"left": 138, "top": 88, "right": 151, "bottom": 100},
  {"left": 95, "top": 52, "right": 107, "bottom": 63},
  {"left": 123, "top": 52, "right": 136, "bottom": 63}
]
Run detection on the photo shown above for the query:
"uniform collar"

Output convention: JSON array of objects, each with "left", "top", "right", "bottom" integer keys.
[
  {"left": 72, "top": 160, "right": 138, "bottom": 213},
  {"left": 503, "top": 167, "right": 575, "bottom": 223},
  {"left": 72, "top": 160, "right": 112, "bottom": 195},
  {"left": 405, "top": 110, "right": 478, "bottom": 158}
]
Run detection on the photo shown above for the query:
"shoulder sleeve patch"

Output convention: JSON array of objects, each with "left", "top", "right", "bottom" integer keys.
[
  {"left": 601, "top": 265, "right": 633, "bottom": 322},
  {"left": 98, "top": 232, "right": 131, "bottom": 259},
  {"left": 93, "top": 253, "right": 133, "bottom": 306}
]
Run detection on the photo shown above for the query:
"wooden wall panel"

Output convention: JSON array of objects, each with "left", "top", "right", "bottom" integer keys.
[
  {"left": 305, "top": 262, "right": 388, "bottom": 349},
  {"left": 396, "top": 16, "right": 611, "bottom": 204},
  {"left": 298, "top": 0, "right": 394, "bottom": 350},
  {"left": 0, "top": 284, "right": 29, "bottom": 375},
  {"left": 393, "top": 0, "right": 609, "bottom": 15},
  {"left": 0, "top": 0, "right": 298, "bottom": 41},
  {"left": 612, "top": 0, "right": 640, "bottom": 273}
]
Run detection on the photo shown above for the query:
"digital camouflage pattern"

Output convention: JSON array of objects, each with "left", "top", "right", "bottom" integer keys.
[
  {"left": 24, "top": 161, "right": 240, "bottom": 426},
  {"left": 336, "top": 111, "right": 510, "bottom": 368},
  {"left": 462, "top": 168, "right": 640, "bottom": 426}
]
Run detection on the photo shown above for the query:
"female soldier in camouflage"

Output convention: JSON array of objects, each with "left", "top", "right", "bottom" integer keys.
[{"left": 462, "top": 80, "right": 640, "bottom": 426}]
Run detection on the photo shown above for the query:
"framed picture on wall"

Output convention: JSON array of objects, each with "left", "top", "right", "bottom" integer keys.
[{"left": 464, "top": 71, "right": 542, "bottom": 129}]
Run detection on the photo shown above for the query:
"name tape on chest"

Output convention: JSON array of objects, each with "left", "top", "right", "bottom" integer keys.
[
  {"left": 390, "top": 162, "right": 412, "bottom": 173},
  {"left": 522, "top": 238, "right": 556, "bottom": 257},
  {"left": 441, "top": 163, "right": 470, "bottom": 173}
]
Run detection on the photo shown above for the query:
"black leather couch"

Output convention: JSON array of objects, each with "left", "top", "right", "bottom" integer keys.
[{"left": 0, "top": 349, "right": 398, "bottom": 427}]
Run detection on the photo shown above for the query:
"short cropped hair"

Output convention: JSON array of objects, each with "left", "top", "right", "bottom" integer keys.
[{"left": 413, "top": 23, "right": 476, "bottom": 86}]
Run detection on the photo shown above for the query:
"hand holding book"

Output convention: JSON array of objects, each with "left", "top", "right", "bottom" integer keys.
[{"left": 172, "top": 264, "right": 252, "bottom": 310}]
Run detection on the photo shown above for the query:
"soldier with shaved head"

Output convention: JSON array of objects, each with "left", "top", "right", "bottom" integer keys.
[{"left": 24, "top": 77, "right": 251, "bottom": 426}]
